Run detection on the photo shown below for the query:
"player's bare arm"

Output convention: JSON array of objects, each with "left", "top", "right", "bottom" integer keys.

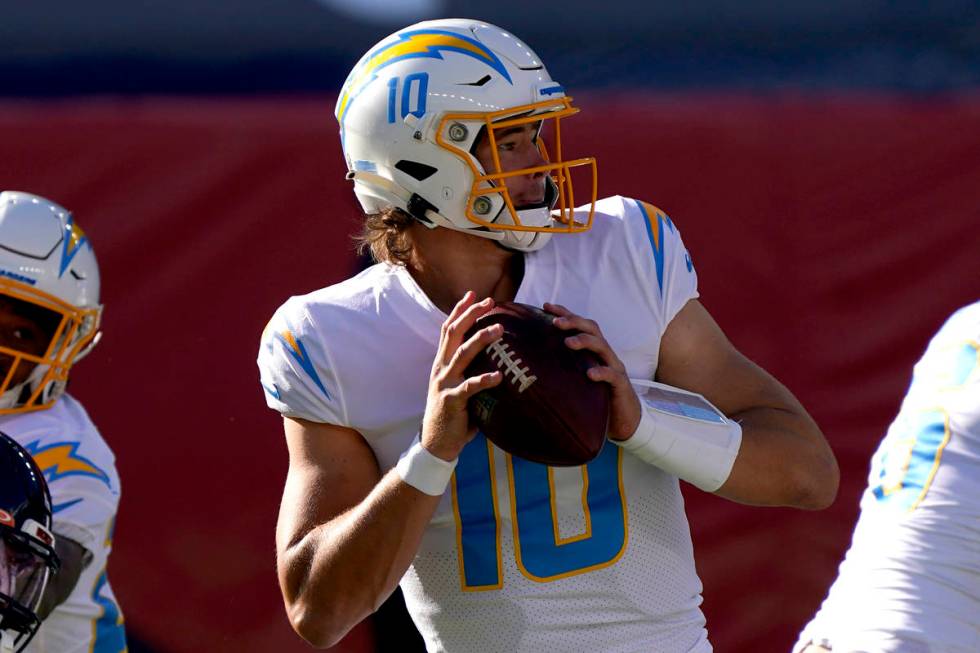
[
  {"left": 550, "top": 299, "right": 837, "bottom": 509},
  {"left": 655, "top": 299, "right": 838, "bottom": 508},
  {"left": 275, "top": 293, "right": 502, "bottom": 648}
]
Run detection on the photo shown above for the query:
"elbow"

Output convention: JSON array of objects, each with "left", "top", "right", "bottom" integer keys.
[
  {"left": 789, "top": 449, "right": 839, "bottom": 510},
  {"left": 282, "top": 572, "right": 384, "bottom": 649},
  {"left": 278, "top": 551, "right": 360, "bottom": 647},
  {"left": 287, "top": 601, "right": 355, "bottom": 649},
  {"left": 279, "top": 556, "right": 388, "bottom": 648}
]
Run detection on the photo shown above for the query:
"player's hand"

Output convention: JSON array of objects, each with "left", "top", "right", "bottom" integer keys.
[
  {"left": 422, "top": 291, "right": 504, "bottom": 461},
  {"left": 544, "top": 302, "right": 641, "bottom": 441}
]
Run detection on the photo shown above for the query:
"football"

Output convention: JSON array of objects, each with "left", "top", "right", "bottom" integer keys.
[{"left": 464, "top": 302, "right": 610, "bottom": 466}]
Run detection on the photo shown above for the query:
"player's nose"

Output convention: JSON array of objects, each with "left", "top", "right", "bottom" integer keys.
[{"left": 520, "top": 142, "right": 548, "bottom": 178}]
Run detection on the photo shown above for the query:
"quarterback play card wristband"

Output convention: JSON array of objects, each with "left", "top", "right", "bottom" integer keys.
[
  {"left": 615, "top": 379, "right": 742, "bottom": 492},
  {"left": 396, "top": 435, "right": 458, "bottom": 496}
]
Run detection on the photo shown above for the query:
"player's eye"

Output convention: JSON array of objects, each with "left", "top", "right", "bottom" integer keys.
[{"left": 8, "top": 327, "right": 40, "bottom": 343}]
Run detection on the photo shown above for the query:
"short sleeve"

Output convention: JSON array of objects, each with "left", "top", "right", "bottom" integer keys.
[
  {"left": 47, "top": 477, "right": 116, "bottom": 552},
  {"left": 257, "top": 300, "right": 346, "bottom": 425},
  {"left": 625, "top": 199, "right": 699, "bottom": 326}
]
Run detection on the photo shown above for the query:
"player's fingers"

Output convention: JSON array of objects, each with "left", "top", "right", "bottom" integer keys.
[
  {"left": 543, "top": 302, "right": 571, "bottom": 317},
  {"left": 449, "top": 323, "right": 504, "bottom": 373},
  {"left": 442, "top": 298, "right": 494, "bottom": 361},
  {"left": 552, "top": 314, "right": 602, "bottom": 339},
  {"left": 587, "top": 367, "right": 638, "bottom": 409},
  {"left": 545, "top": 303, "right": 604, "bottom": 339},
  {"left": 443, "top": 290, "right": 476, "bottom": 332},
  {"left": 586, "top": 365, "right": 630, "bottom": 388},
  {"left": 563, "top": 333, "right": 627, "bottom": 373},
  {"left": 448, "top": 370, "right": 502, "bottom": 402},
  {"left": 437, "top": 292, "right": 475, "bottom": 365},
  {"left": 440, "top": 297, "right": 494, "bottom": 361}
]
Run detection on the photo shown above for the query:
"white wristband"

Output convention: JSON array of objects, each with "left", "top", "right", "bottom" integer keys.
[
  {"left": 614, "top": 379, "right": 742, "bottom": 492},
  {"left": 395, "top": 439, "right": 458, "bottom": 496}
]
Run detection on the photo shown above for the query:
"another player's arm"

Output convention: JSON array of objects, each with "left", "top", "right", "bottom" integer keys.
[
  {"left": 35, "top": 536, "right": 92, "bottom": 619},
  {"left": 276, "top": 293, "right": 502, "bottom": 649},
  {"left": 654, "top": 299, "right": 838, "bottom": 508}
]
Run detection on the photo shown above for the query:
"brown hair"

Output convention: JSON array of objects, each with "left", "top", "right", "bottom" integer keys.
[{"left": 352, "top": 207, "right": 416, "bottom": 266}]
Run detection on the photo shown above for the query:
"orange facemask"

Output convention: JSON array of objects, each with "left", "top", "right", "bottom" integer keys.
[
  {"left": 0, "top": 282, "right": 101, "bottom": 414},
  {"left": 436, "top": 96, "right": 598, "bottom": 235}
]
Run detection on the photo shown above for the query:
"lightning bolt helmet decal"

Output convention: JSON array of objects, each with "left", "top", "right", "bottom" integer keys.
[{"left": 59, "top": 212, "right": 89, "bottom": 278}]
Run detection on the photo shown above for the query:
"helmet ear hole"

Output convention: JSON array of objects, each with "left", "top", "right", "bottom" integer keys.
[
  {"left": 394, "top": 160, "right": 438, "bottom": 182},
  {"left": 406, "top": 194, "right": 439, "bottom": 224}
]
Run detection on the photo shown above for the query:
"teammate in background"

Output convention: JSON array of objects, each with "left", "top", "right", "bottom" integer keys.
[
  {"left": 0, "top": 192, "right": 126, "bottom": 653},
  {"left": 258, "top": 19, "right": 838, "bottom": 652},
  {"left": 796, "top": 302, "right": 980, "bottom": 653},
  {"left": 0, "top": 432, "right": 60, "bottom": 653}
]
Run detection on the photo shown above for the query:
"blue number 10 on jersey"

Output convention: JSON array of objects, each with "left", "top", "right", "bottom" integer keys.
[{"left": 451, "top": 433, "right": 628, "bottom": 590}]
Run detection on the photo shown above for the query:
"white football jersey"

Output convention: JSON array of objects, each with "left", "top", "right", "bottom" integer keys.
[
  {"left": 259, "top": 196, "right": 706, "bottom": 652},
  {"left": 795, "top": 302, "right": 980, "bottom": 653},
  {"left": 0, "top": 395, "right": 126, "bottom": 653}
]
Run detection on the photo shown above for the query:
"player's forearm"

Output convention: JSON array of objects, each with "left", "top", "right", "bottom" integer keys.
[
  {"left": 279, "top": 469, "right": 441, "bottom": 648},
  {"left": 716, "top": 405, "right": 838, "bottom": 509}
]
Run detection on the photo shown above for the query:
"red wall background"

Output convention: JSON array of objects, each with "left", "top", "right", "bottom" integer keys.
[{"left": 1, "top": 94, "right": 978, "bottom": 652}]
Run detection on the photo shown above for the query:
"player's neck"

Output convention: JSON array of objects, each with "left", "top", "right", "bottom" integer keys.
[{"left": 407, "top": 225, "right": 524, "bottom": 314}]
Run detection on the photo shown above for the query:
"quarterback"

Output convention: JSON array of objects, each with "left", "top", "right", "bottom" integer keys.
[
  {"left": 258, "top": 18, "right": 838, "bottom": 652},
  {"left": 796, "top": 302, "right": 980, "bottom": 653},
  {"left": 0, "top": 192, "right": 126, "bottom": 653}
]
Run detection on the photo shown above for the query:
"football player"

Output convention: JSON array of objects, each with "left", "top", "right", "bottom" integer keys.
[
  {"left": 0, "top": 192, "right": 126, "bottom": 652},
  {"left": 795, "top": 302, "right": 980, "bottom": 653},
  {"left": 0, "top": 432, "right": 59, "bottom": 653},
  {"left": 258, "top": 19, "right": 838, "bottom": 652}
]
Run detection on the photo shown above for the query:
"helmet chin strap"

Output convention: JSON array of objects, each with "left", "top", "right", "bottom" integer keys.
[
  {"left": 0, "top": 365, "right": 60, "bottom": 411},
  {"left": 490, "top": 175, "right": 560, "bottom": 252},
  {"left": 0, "top": 385, "right": 23, "bottom": 410},
  {"left": 497, "top": 208, "right": 553, "bottom": 252},
  {"left": 348, "top": 169, "right": 558, "bottom": 252}
]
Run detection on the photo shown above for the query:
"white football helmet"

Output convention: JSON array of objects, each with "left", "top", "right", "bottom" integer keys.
[
  {"left": 0, "top": 191, "right": 102, "bottom": 414},
  {"left": 336, "top": 18, "right": 598, "bottom": 252}
]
